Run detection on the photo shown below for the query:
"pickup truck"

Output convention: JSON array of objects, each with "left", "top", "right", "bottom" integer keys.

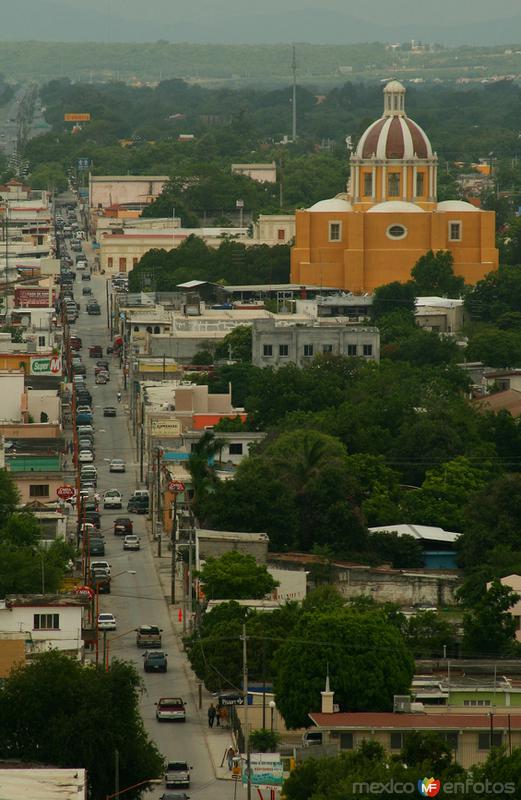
[
  {"left": 165, "top": 760, "right": 191, "bottom": 788},
  {"left": 136, "top": 624, "right": 162, "bottom": 648}
]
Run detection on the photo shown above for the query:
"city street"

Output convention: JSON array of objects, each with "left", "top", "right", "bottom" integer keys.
[{"left": 69, "top": 265, "right": 233, "bottom": 800}]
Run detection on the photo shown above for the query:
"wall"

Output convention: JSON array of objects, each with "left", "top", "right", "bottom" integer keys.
[
  {"left": 0, "top": 372, "right": 24, "bottom": 422},
  {"left": 27, "top": 390, "right": 60, "bottom": 424},
  {"left": 197, "top": 532, "right": 269, "bottom": 565},
  {"left": 0, "top": 422, "right": 62, "bottom": 439},
  {"left": 89, "top": 176, "right": 168, "bottom": 209},
  {"left": 14, "top": 475, "right": 64, "bottom": 505}
]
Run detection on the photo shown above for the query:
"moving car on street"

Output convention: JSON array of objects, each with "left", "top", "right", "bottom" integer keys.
[
  {"left": 155, "top": 697, "right": 186, "bottom": 722},
  {"left": 144, "top": 651, "right": 168, "bottom": 673},
  {"left": 103, "top": 489, "right": 122, "bottom": 509},
  {"left": 97, "top": 613, "right": 116, "bottom": 631},
  {"left": 114, "top": 517, "right": 132, "bottom": 536},
  {"left": 109, "top": 458, "right": 125, "bottom": 473},
  {"left": 165, "top": 761, "right": 190, "bottom": 789},
  {"left": 123, "top": 534, "right": 140, "bottom": 551},
  {"left": 136, "top": 625, "right": 162, "bottom": 648},
  {"left": 103, "top": 406, "right": 117, "bottom": 417}
]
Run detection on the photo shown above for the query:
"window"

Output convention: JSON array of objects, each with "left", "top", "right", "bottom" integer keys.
[
  {"left": 364, "top": 173, "right": 373, "bottom": 196},
  {"left": 108, "top": 257, "right": 113, "bottom": 269},
  {"left": 303, "top": 344, "right": 314, "bottom": 357},
  {"left": 363, "top": 344, "right": 373, "bottom": 357},
  {"left": 416, "top": 172, "right": 424, "bottom": 196},
  {"left": 34, "top": 613, "right": 59, "bottom": 630},
  {"left": 449, "top": 221, "right": 462, "bottom": 241},
  {"left": 153, "top": 326, "right": 160, "bottom": 334},
  {"left": 119, "top": 257, "right": 127, "bottom": 272},
  {"left": 388, "top": 173, "right": 400, "bottom": 197},
  {"left": 464, "top": 700, "right": 491, "bottom": 707},
  {"left": 322, "top": 344, "right": 333, "bottom": 353},
  {"left": 133, "top": 326, "right": 139, "bottom": 332},
  {"left": 146, "top": 326, "right": 153, "bottom": 334},
  {"left": 279, "top": 344, "right": 289, "bottom": 357},
  {"left": 329, "top": 222, "right": 341, "bottom": 242},
  {"left": 390, "top": 732, "right": 403, "bottom": 749},
  {"left": 347, "top": 344, "right": 357, "bottom": 357},
  {"left": 387, "top": 224, "right": 407, "bottom": 240},
  {"left": 30, "top": 484, "right": 49, "bottom": 498},
  {"left": 263, "top": 344, "right": 273, "bottom": 357},
  {"left": 38, "top": 336, "right": 46, "bottom": 347},
  {"left": 229, "top": 443, "right": 243, "bottom": 455},
  {"left": 478, "top": 732, "right": 503, "bottom": 750},
  {"left": 277, "top": 228, "right": 286, "bottom": 241},
  {"left": 340, "top": 733, "right": 354, "bottom": 750},
  {"left": 133, "top": 257, "right": 138, "bottom": 267}
]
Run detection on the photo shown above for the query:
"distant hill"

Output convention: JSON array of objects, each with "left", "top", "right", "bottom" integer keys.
[{"left": 2, "top": 1, "right": 521, "bottom": 46}]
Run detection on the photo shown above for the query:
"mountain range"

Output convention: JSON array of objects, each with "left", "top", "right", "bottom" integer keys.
[{"left": 3, "top": 0, "right": 521, "bottom": 45}]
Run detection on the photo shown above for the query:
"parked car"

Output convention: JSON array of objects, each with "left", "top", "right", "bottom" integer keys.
[
  {"left": 97, "top": 613, "right": 116, "bottom": 631},
  {"left": 76, "top": 412, "right": 93, "bottom": 425},
  {"left": 90, "top": 570, "right": 111, "bottom": 593},
  {"left": 81, "top": 272, "right": 91, "bottom": 281},
  {"left": 159, "top": 794, "right": 190, "bottom": 800},
  {"left": 165, "top": 761, "right": 190, "bottom": 789},
  {"left": 77, "top": 424, "right": 94, "bottom": 436},
  {"left": 88, "top": 537, "right": 105, "bottom": 556},
  {"left": 109, "top": 458, "right": 125, "bottom": 473},
  {"left": 84, "top": 511, "right": 101, "bottom": 528},
  {"left": 123, "top": 534, "right": 140, "bottom": 551},
  {"left": 143, "top": 650, "right": 168, "bottom": 673},
  {"left": 114, "top": 517, "right": 132, "bottom": 536},
  {"left": 91, "top": 560, "right": 111, "bottom": 575},
  {"left": 104, "top": 489, "right": 122, "bottom": 509},
  {"left": 155, "top": 697, "right": 186, "bottom": 722},
  {"left": 82, "top": 286, "right": 92, "bottom": 296},
  {"left": 70, "top": 336, "right": 82, "bottom": 350},
  {"left": 95, "top": 373, "right": 108, "bottom": 385},
  {"left": 78, "top": 449, "right": 94, "bottom": 463},
  {"left": 96, "top": 360, "right": 110, "bottom": 369},
  {"left": 103, "top": 406, "right": 117, "bottom": 417}
]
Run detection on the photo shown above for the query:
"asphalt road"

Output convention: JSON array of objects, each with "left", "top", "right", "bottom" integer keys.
[
  {"left": 68, "top": 257, "right": 231, "bottom": 799},
  {"left": 0, "top": 88, "right": 24, "bottom": 157}
]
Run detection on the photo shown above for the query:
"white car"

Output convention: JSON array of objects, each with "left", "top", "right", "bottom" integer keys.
[
  {"left": 97, "top": 613, "right": 116, "bottom": 631},
  {"left": 91, "top": 560, "right": 111, "bottom": 575},
  {"left": 123, "top": 534, "right": 140, "bottom": 551},
  {"left": 103, "top": 489, "right": 122, "bottom": 509},
  {"left": 78, "top": 449, "right": 94, "bottom": 463},
  {"left": 109, "top": 459, "right": 126, "bottom": 473}
]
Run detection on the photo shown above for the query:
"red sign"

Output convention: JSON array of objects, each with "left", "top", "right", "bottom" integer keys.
[
  {"left": 168, "top": 480, "right": 185, "bottom": 494},
  {"left": 57, "top": 485, "right": 75, "bottom": 500},
  {"left": 72, "top": 585, "right": 94, "bottom": 599},
  {"left": 14, "top": 287, "right": 55, "bottom": 308}
]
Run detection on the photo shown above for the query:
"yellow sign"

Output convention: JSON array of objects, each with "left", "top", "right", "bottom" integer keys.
[
  {"left": 64, "top": 113, "right": 91, "bottom": 122},
  {"left": 150, "top": 417, "right": 181, "bottom": 437}
]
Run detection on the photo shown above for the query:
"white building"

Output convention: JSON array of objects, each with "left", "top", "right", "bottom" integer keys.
[{"left": 0, "top": 595, "right": 88, "bottom": 658}]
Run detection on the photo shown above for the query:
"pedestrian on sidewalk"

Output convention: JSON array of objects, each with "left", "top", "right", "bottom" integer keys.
[
  {"left": 216, "top": 703, "right": 222, "bottom": 727},
  {"left": 208, "top": 703, "right": 216, "bottom": 728},
  {"left": 226, "top": 746, "right": 236, "bottom": 770}
]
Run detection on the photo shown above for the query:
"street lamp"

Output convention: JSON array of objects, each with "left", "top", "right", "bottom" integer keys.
[
  {"left": 96, "top": 570, "right": 136, "bottom": 669},
  {"left": 269, "top": 700, "right": 276, "bottom": 733}
]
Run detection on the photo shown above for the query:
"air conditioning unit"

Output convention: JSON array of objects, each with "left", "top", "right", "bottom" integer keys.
[{"left": 393, "top": 695, "right": 411, "bottom": 713}]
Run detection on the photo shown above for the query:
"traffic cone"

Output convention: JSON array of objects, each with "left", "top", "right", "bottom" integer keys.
[{"left": 178, "top": 608, "right": 183, "bottom": 623}]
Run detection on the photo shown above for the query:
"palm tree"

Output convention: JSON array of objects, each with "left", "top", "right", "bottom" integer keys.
[{"left": 187, "top": 431, "right": 225, "bottom": 521}]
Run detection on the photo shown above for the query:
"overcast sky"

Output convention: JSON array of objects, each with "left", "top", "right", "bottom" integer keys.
[{"left": 4, "top": 0, "right": 521, "bottom": 44}]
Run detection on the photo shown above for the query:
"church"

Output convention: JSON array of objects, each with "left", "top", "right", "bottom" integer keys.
[{"left": 290, "top": 80, "right": 498, "bottom": 292}]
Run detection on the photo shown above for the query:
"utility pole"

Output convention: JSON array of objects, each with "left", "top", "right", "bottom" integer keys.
[
  {"left": 291, "top": 44, "right": 297, "bottom": 142},
  {"left": 242, "top": 624, "right": 251, "bottom": 800}
]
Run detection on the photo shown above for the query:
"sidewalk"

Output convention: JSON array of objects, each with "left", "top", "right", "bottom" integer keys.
[{"left": 146, "top": 520, "right": 236, "bottom": 781}]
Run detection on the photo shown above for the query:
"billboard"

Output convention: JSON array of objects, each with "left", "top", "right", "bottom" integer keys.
[
  {"left": 150, "top": 417, "right": 181, "bottom": 438},
  {"left": 30, "top": 355, "right": 62, "bottom": 376},
  {"left": 242, "top": 753, "right": 284, "bottom": 789},
  {"left": 64, "top": 113, "right": 91, "bottom": 122},
  {"left": 14, "top": 287, "right": 54, "bottom": 308}
]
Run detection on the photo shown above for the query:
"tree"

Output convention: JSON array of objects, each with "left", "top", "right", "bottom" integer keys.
[
  {"left": 273, "top": 607, "right": 414, "bottom": 728},
  {"left": 249, "top": 729, "right": 280, "bottom": 752},
  {"left": 198, "top": 551, "right": 278, "bottom": 600},
  {"left": 0, "top": 651, "right": 163, "bottom": 799},
  {"left": 401, "top": 731, "right": 453, "bottom": 773},
  {"left": 462, "top": 580, "right": 520, "bottom": 657},
  {"left": 0, "top": 469, "right": 19, "bottom": 518},
  {"left": 466, "top": 326, "right": 521, "bottom": 367},
  {"left": 411, "top": 249, "right": 465, "bottom": 296},
  {"left": 215, "top": 325, "right": 252, "bottom": 363},
  {"left": 403, "top": 611, "right": 458, "bottom": 657},
  {"left": 372, "top": 281, "right": 416, "bottom": 320}
]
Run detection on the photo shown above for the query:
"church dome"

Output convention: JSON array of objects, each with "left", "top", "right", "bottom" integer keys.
[
  {"left": 437, "top": 200, "right": 479, "bottom": 212},
  {"left": 367, "top": 200, "right": 425, "bottom": 213},
  {"left": 308, "top": 198, "right": 353, "bottom": 212},
  {"left": 354, "top": 80, "right": 433, "bottom": 161}
]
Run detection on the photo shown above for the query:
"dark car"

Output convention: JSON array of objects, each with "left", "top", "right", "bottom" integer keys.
[
  {"left": 103, "top": 406, "right": 117, "bottom": 417},
  {"left": 76, "top": 392, "right": 92, "bottom": 406},
  {"left": 70, "top": 336, "right": 82, "bottom": 350},
  {"left": 72, "top": 364, "right": 86, "bottom": 376},
  {"left": 159, "top": 794, "right": 190, "bottom": 800},
  {"left": 85, "top": 511, "right": 101, "bottom": 528},
  {"left": 144, "top": 651, "right": 168, "bottom": 673},
  {"left": 127, "top": 497, "right": 149, "bottom": 514},
  {"left": 88, "top": 538, "right": 105, "bottom": 556},
  {"left": 82, "top": 286, "right": 92, "bottom": 295},
  {"left": 90, "top": 570, "right": 111, "bottom": 593},
  {"left": 89, "top": 345, "right": 103, "bottom": 358},
  {"left": 81, "top": 272, "right": 91, "bottom": 281},
  {"left": 87, "top": 303, "right": 101, "bottom": 315},
  {"left": 114, "top": 517, "right": 133, "bottom": 536},
  {"left": 96, "top": 360, "right": 109, "bottom": 369}
]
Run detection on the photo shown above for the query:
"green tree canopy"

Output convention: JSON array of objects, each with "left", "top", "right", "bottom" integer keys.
[
  {"left": 462, "top": 580, "right": 520, "bottom": 657},
  {"left": 0, "top": 651, "right": 163, "bottom": 799},
  {"left": 198, "top": 551, "right": 278, "bottom": 600},
  {"left": 273, "top": 607, "right": 414, "bottom": 728},
  {"left": 410, "top": 249, "right": 465, "bottom": 296}
]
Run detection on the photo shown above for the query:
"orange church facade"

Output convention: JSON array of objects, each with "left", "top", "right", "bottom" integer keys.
[{"left": 291, "top": 81, "right": 498, "bottom": 293}]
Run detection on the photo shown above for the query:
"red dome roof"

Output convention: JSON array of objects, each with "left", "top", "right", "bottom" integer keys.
[{"left": 356, "top": 115, "right": 432, "bottom": 160}]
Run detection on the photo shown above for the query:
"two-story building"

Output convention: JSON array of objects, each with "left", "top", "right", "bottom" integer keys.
[{"left": 0, "top": 595, "right": 89, "bottom": 659}]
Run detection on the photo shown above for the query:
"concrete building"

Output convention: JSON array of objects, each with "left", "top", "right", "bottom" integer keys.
[
  {"left": 231, "top": 162, "right": 277, "bottom": 183},
  {"left": 181, "top": 430, "right": 266, "bottom": 467},
  {"left": 88, "top": 174, "right": 168, "bottom": 212},
  {"left": 252, "top": 214, "right": 295, "bottom": 244},
  {"left": 291, "top": 81, "right": 498, "bottom": 292},
  {"left": 251, "top": 318, "right": 380, "bottom": 368},
  {"left": 488, "top": 574, "right": 521, "bottom": 641},
  {"left": 415, "top": 296, "right": 465, "bottom": 333},
  {"left": 196, "top": 529, "right": 269, "bottom": 566},
  {"left": 0, "top": 595, "right": 88, "bottom": 658},
  {"left": 0, "top": 768, "right": 87, "bottom": 800}
]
